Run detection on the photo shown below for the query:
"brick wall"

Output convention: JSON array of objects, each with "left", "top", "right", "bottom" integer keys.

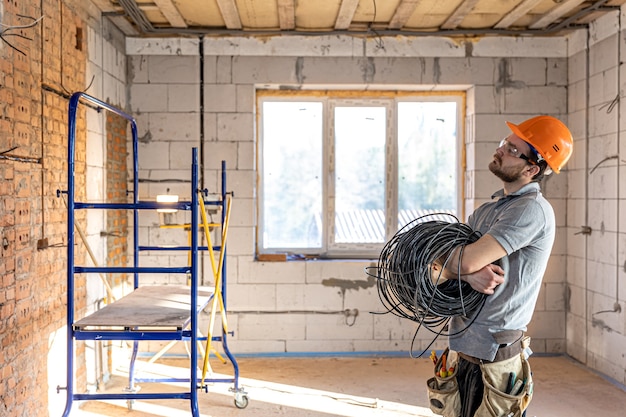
[
  {"left": 106, "top": 113, "right": 129, "bottom": 288},
  {"left": 0, "top": 1, "right": 89, "bottom": 415}
]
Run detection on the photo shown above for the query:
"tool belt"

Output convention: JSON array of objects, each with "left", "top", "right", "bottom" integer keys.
[
  {"left": 476, "top": 349, "right": 533, "bottom": 417},
  {"left": 425, "top": 334, "right": 534, "bottom": 417},
  {"left": 459, "top": 330, "right": 528, "bottom": 364},
  {"left": 426, "top": 347, "right": 460, "bottom": 417}
]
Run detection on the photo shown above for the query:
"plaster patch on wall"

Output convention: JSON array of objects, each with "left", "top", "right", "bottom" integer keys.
[
  {"left": 419, "top": 57, "right": 426, "bottom": 78},
  {"left": 591, "top": 317, "right": 616, "bottom": 333},
  {"left": 139, "top": 130, "right": 153, "bottom": 143},
  {"left": 322, "top": 276, "right": 376, "bottom": 295},
  {"left": 295, "top": 57, "right": 305, "bottom": 84},
  {"left": 495, "top": 58, "right": 526, "bottom": 93},
  {"left": 433, "top": 57, "right": 441, "bottom": 84},
  {"left": 361, "top": 57, "right": 375, "bottom": 83}
]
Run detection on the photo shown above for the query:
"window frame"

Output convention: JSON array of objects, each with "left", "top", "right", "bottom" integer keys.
[
  {"left": 257, "top": 90, "right": 465, "bottom": 259},
  {"left": 327, "top": 98, "right": 395, "bottom": 257}
]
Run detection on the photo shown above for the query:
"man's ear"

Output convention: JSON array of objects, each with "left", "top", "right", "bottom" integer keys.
[{"left": 526, "top": 164, "right": 540, "bottom": 178}]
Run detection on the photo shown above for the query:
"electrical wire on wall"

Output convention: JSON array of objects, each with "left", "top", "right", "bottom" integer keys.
[
  {"left": 368, "top": 213, "right": 486, "bottom": 357},
  {"left": 589, "top": 9, "right": 625, "bottom": 318},
  {"left": 232, "top": 309, "right": 360, "bottom": 326},
  {"left": 0, "top": 146, "right": 42, "bottom": 163},
  {"left": 0, "top": 13, "right": 43, "bottom": 56},
  {"left": 618, "top": 10, "right": 623, "bottom": 315},
  {"left": 369, "top": 0, "right": 385, "bottom": 52}
]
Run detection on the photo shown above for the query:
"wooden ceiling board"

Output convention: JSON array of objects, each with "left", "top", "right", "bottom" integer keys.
[
  {"left": 494, "top": 0, "right": 544, "bottom": 29},
  {"left": 388, "top": 0, "right": 422, "bottom": 29},
  {"left": 441, "top": 0, "right": 481, "bottom": 29},
  {"left": 404, "top": 0, "right": 465, "bottom": 28},
  {"left": 502, "top": 15, "right": 537, "bottom": 27},
  {"left": 529, "top": 0, "right": 586, "bottom": 29},
  {"left": 473, "top": 0, "right": 524, "bottom": 14},
  {"left": 460, "top": 14, "right": 514, "bottom": 29},
  {"left": 404, "top": 14, "right": 457, "bottom": 30},
  {"left": 404, "top": 10, "right": 465, "bottom": 29},
  {"left": 277, "top": 0, "right": 296, "bottom": 29},
  {"left": 414, "top": 0, "right": 466, "bottom": 16},
  {"left": 95, "top": 0, "right": 624, "bottom": 37},
  {"left": 237, "top": 0, "right": 279, "bottom": 29},
  {"left": 142, "top": 9, "right": 169, "bottom": 26},
  {"left": 530, "top": 0, "right": 576, "bottom": 14},
  {"left": 91, "top": 0, "right": 120, "bottom": 13},
  {"left": 352, "top": 0, "right": 402, "bottom": 24},
  {"left": 153, "top": 0, "right": 187, "bottom": 27},
  {"left": 335, "top": 0, "right": 360, "bottom": 29},
  {"left": 295, "top": 0, "right": 343, "bottom": 30},
  {"left": 172, "top": 0, "right": 225, "bottom": 27}
]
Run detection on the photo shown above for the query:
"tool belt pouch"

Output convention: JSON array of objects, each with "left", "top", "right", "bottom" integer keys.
[
  {"left": 426, "top": 348, "right": 460, "bottom": 417},
  {"left": 475, "top": 346, "right": 533, "bottom": 417}
]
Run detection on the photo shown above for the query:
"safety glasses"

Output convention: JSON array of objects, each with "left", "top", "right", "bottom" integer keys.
[{"left": 498, "top": 139, "right": 537, "bottom": 165}]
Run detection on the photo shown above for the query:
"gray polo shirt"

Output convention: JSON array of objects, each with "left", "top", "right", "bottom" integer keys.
[{"left": 449, "top": 182, "right": 555, "bottom": 361}]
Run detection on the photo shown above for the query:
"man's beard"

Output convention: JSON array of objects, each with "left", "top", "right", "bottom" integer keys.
[{"left": 489, "top": 156, "right": 524, "bottom": 183}]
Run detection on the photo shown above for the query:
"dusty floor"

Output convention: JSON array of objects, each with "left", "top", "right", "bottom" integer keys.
[{"left": 67, "top": 354, "right": 626, "bottom": 417}]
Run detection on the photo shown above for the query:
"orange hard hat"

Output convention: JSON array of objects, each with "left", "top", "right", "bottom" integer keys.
[{"left": 506, "top": 115, "right": 573, "bottom": 174}]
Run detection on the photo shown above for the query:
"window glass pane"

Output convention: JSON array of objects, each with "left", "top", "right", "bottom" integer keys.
[
  {"left": 334, "top": 106, "right": 386, "bottom": 244},
  {"left": 397, "top": 102, "right": 457, "bottom": 228},
  {"left": 262, "top": 102, "right": 323, "bottom": 249}
]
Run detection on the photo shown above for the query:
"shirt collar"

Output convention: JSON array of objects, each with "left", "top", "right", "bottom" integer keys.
[{"left": 491, "top": 182, "right": 540, "bottom": 200}]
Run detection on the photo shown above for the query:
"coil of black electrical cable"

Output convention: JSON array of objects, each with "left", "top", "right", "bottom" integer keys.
[{"left": 369, "top": 213, "right": 487, "bottom": 347}]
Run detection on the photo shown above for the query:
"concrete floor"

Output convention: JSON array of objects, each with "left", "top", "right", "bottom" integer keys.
[{"left": 70, "top": 354, "right": 626, "bottom": 417}]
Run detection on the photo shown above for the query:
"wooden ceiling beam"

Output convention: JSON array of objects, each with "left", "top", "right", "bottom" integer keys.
[
  {"left": 277, "top": 0, "right": 295, "bottom": 30},
  {"left": 441, "top": 0, "right": 481, "bottom": 29},
  {"left": 153, "top": 0, "right": 187, "bottom": 28},
  {"left": 91, "top": 0, "right": 120, "bottom": 13},
  {"left": 216, "top": 0, "right": 242, "bottom": 29},
  {"left": 92, "top": 0, "right": 622, "bottom": 37},
  {"left": 529, "top": 0, "right": 586, "bottom": 29},
  {"left": 388, "top": 0, "right": 422, "bottom": 29},
  {"left": 334, "top": 0, "right": 360, "bottom": 30},
  {"left": 495, "top": 0, "right": 543, "bottom": 29}
]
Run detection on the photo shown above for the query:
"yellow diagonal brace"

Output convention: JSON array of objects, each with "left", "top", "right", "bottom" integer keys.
[
  {"left": 198, "top": 194, "right": 227, "bottom": 326},
  {"left": 199, "top": 195, "right": 218, "bottom": 277},
  {"left": 200, "top": 193, "right": 232, "bottom": 384},
  {"left": 201, "top": 194, "right": 231, "bottom": 382},
  {"left": 198, "top": 195, "right": 230, "bottom": 326}
]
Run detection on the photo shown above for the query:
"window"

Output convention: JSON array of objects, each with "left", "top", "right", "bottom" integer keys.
[{"left": 258, "top": 91, "right": 463, "bottom": 258}]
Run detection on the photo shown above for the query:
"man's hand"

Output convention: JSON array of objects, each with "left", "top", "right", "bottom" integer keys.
[{"left": 461, "top": 263, "right": 505, "bottom": 295}]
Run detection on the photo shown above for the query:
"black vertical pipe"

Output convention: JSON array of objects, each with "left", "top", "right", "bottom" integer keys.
[
  {"left": 199, "top": 35, "right": 205, "bottom": 189},
  {"left": 199, "top": 35, "right": 205, "bottom": 286}
]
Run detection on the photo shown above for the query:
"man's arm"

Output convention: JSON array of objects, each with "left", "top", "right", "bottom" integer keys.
[
  {"left": 448, "top": 234, "right": 507, "bottom": 294},
  {"left": 460, "top": 264, "right": 505, "bottom": 295}
]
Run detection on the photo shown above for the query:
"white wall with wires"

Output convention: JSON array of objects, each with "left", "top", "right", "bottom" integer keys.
[
  {"left": 125, "top": 32, "right": 575, "bottom": 363},
  {"left": 565, "top": 8, "right": 626, "bottom": 386}
]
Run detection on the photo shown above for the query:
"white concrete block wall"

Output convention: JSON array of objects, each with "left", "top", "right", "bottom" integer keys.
[
  {"left": 121, "top": 15, "right": 625, "bottom": 388},
  {"left": 565, "top": 8, "right": 626, "bottom": 385},
  {"left": 127, "top": 52, "right": 204, "bottom": 282},
  {"left": 565, "top": 29, "right": 588, "bottom": 368}
]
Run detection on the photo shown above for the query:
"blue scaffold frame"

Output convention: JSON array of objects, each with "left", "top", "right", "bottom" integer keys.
[{"left": 58, "top": 92, "right": 246, "bottom": 417}]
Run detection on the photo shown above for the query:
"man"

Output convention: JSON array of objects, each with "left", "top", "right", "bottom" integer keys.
[{"left": 445, "top": 115, "right": 573, "bottom": 417}]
